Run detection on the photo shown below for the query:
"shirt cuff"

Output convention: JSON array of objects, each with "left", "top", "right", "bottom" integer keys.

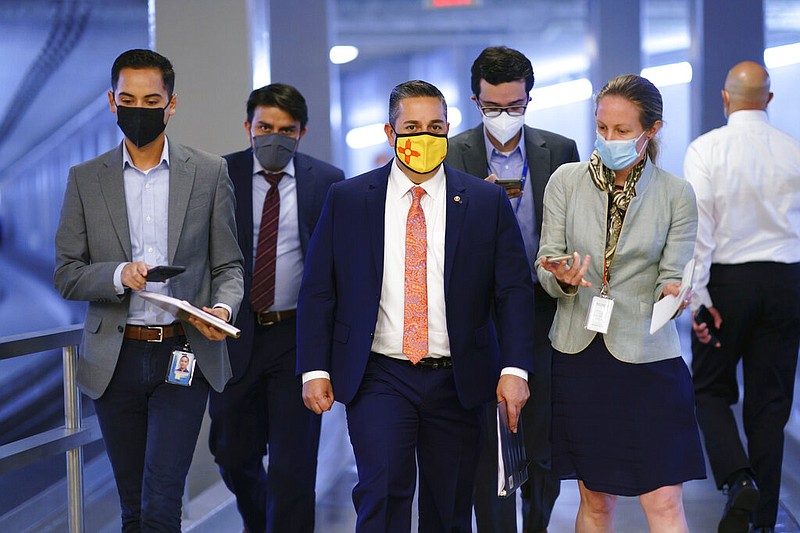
[
  {"left": 501, "top": 366, "right": 528, "bottom": 381},
  {"left": 212, "top": 303, "right": 233, "bottom": 322},
  {"left": 302, "top": 370, "right": 331, "bottom": 384},
  {"left": 113, "top": 263, "right": 128, "bottom": 295}
]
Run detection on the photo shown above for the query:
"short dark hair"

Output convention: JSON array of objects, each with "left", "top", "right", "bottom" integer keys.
[
  {"left": 246, "top": 83, "right": 309, "bottom": 129},
  {"left": 470, "top": 46, "right": 535, "bottom": 97},
  {"left": 111, "top": 49, "right": 175, "bottom": 97},
  {"left": 388, "top": 80, "right": 447, "bottom": 128},
  {"left": 595, "top": 74, "right": 663, "bottom": 162}
]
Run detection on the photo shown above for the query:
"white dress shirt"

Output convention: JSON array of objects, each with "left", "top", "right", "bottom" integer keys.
[
  {"left": 685, "top": 110, "right": 800, "bottom": 308},
  {"left": 371, "top": 160, "right": 451, "bottom": 359}
]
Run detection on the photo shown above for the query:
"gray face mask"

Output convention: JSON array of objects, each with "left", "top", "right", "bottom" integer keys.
[{"left": 253, "top": 133, "right": 298, "bottom": 171}]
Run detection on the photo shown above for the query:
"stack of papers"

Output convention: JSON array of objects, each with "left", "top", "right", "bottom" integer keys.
[{"left": 139, "top": 291, "right": 241, "bottom": 338}]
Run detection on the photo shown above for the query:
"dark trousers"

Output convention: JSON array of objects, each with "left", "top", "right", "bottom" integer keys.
[
  {"left": 94, "top": 338, "right": 209, "bottom": 533},
  {"left": 692, "top": 262, "right": 800, "bottom": 527},
  {"left": 345, "top": 353, "right": 481, "bottom": 533},
  {"left": 208, "top": 318, "right": 321, "bottom": 533},
  {"left": 474, "top": 292, "right": 559, "bottom": 533}
]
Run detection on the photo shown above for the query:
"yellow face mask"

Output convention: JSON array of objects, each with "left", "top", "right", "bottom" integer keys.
[{"left": 394, "top": 132, "right": 448, "bottom": 174}]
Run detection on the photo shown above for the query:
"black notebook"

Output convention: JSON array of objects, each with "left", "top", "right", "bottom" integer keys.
[{"left": 497, "top": 400, "right": 530, "bottom": 497}]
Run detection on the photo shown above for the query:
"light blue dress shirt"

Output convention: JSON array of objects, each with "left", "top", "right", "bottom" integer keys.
[
  {"left": 113, "top": 139, "right": 175, "bottom": 325},
  {"left": 482, "top": 129, "right": 539, "bottom": 282}
]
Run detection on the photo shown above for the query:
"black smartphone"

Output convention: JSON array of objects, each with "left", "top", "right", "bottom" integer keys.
[
  {"left": 146, "top": 265, "right": 186, "bottom": 282},
  {"left": 495, "top": 179, "right": 523, "bottom": 190},
  {"left": 695, "top": 304, "right": 720, "bottom": 346}
]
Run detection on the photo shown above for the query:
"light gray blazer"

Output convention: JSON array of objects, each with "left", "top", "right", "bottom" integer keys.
[
  {"left": 54, "top": 140, "right": 244, "bottom": 399},
  {"left": 535, "top": 160, "right": 697, "bottom": 364}
]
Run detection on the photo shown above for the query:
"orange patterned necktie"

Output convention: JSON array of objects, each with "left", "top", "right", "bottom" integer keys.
[{"left": 403, "top": 186, "right": 428, "bottom": 364}]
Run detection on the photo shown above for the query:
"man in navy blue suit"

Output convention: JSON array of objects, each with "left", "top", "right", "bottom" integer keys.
[
  {"left": 208, "top": 84, "right": 344, "bottom": 533},
  {"left": 297, "top": 80, "right": 536, "bottom": 533}
]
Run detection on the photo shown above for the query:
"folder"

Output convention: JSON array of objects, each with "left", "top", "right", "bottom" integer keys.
[
  {"left": 496, "top": 400, "right": 530, "bottom": 497},
  {"left": 138, "top": 291, "right": 241, "bottom": 338}
]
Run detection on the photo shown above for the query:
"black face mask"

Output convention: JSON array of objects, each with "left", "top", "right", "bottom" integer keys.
[{"left": 116, "top": 102, "right": 169, "bottom": 148}]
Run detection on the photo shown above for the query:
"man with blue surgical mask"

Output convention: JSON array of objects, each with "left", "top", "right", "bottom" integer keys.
[
  {"left": 208, "top": 83, "right": 344, "bottom": 533},
  {"left": 446, "top": 46, "right": 580, "bottom": 533}
]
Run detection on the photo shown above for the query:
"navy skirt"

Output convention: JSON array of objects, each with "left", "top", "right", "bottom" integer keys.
[{"left": 551, "top": 335, "right": 706, "bottom": 496}]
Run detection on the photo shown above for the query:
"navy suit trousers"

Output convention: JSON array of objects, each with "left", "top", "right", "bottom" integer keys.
[
  {"left": 345, "top": 353, "right": 481, "bottom": 533},
  {"left": 94, "top": 338, "right": 209, "bottom": 533},
  {"left": 208, "top": 318, "right": 321, "bottom": 533}
]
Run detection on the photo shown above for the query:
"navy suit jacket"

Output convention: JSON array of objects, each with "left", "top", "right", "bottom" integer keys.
[
  {"left": 297, "top": 162, "right": 536, "bottom": 409},
  {"left": 225, "top": 148, "right": 344, "bottom": 382}
]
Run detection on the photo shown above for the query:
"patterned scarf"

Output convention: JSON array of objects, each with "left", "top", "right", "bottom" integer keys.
[{"left": 588, "top": 151, "right": 646, "bottom": 281}]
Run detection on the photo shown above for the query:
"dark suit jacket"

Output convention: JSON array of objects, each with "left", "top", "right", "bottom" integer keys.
[
  {"left": 296, "top": 162, "right": 536, "bottom": 409},
  {"left": 445, "top": 123, "right": 579, "bottom": 466},
  {"left": 54, "top": 140, "right": 244, "bottom": 398},
  {"left": 445, "top": 124, "right": 580, "bottom": 232},
  {"left": 225, "top": 148, "right": 344, "bottom": 382}
]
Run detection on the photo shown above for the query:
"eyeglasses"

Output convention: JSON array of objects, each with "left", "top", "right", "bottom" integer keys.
[{"left": 477, "top": 98, "right": 530, "bottom": 118}]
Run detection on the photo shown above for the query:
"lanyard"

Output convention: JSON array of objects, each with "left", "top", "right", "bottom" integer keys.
[{"left": 488, "top": 157, "right": 529, "bottom": 214}]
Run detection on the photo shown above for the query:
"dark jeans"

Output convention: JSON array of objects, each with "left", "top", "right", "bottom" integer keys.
[{"left": 94, "top": 338, "right": 209, "bottom": 533}]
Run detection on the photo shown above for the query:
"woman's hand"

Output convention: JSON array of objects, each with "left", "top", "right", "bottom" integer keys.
[
  {"left": 540, "top": 252, "right": 592, "bottom": 289},
  {"left": 662, "top": 282, "right": 692, "bottom": 312}
]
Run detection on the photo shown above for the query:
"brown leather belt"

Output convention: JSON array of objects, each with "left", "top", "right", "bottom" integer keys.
[
  {"left": 124, "top": 323, "right": 185, "bottom": 343},
  {"left": 255, "top": 309, "right": 297, "bottom": 326}
]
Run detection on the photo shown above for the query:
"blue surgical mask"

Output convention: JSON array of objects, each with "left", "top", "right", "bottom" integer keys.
[{"left": 594, "top": 130, "right": 647, "bottom": 170}]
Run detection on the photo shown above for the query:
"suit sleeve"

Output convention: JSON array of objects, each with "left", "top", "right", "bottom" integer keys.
[
  {"left": 492, "top": 186, "right": 537, "bottom": 373},
  {"left": 208, "top": 158, "right": 245, "bottom": 321},
  {"left": 54, "top": 167, "right": 125, "bottom": 303},
  {"left": 655, "top": 179, "right": 698, "bottom": 302},
  {"left": 296, "top": 184, "right": 338, "bottom": 374},
  {"left": 535, "top": 166, "right": 577, "bottom": 298}
]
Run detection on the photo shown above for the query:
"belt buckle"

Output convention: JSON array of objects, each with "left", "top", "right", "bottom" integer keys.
[
  {"left": 257, "top": 313, "right": 276, "bottom": 327},
  {"left": 145, "top": 326, "right": 164, "bottom": 342}
]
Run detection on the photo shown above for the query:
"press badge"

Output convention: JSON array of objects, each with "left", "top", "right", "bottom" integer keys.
[
  {"left": 585, "top": 294, "right": 614, "bottom": 334},
  {"left": 166, "top": 343, "right": 196, "bottom": 386}
]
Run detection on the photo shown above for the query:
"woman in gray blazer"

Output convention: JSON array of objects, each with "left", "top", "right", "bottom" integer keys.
[{"left": 536, "top": 75, "right": 705, "bottom": 532}]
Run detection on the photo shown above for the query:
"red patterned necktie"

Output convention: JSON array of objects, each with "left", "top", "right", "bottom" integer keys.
[
  {"left": 403, "top": 186, "right": 428, "bottom": 364},
  {"left": 250, "top": 171, "right": 283, "bottom": 312}
]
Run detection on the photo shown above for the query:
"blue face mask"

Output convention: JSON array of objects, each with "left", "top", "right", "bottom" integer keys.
[{"left": 594, "top": 130, "right": 647, "bottom": 170}]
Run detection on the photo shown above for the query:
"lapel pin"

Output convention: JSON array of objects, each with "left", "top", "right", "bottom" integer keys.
[{"left": 454, "top": 195, "right": 462, "bottom": 203}]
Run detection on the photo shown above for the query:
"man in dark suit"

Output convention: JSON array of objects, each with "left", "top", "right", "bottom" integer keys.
[
  {"left": 445, "top": 46, "right": 579, "bottom": 533},
  {"left": 54, "top": 49, "right": 244, "bottom": 531},
  {"left": 298, "top": 80, "right": 536, "bottom": 533},
  {"left": 208, "top": 84, "right": 344, "bottom": 533}
]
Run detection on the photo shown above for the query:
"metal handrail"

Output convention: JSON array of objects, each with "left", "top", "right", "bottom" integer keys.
[{"left": 0, "top": 324, "right": 96, "bottom": 533}]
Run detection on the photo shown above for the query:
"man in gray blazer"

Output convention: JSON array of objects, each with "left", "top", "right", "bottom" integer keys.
[
  {"left": 445, "top": 46, "right": 579, "bottom": 533},
  {"left": 54, "top": 49, "right": 243, "bottom": 532}
]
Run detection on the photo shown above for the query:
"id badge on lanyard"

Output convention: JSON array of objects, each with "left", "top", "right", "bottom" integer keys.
[{"left": 585, "top": 257, "right": 615, "bottom": 334}]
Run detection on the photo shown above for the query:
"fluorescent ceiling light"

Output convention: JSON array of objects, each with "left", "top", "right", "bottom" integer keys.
[
  {"left": 764, "top": 42, "right": 800, "bottom": 68},
  {"left": 330, "top": 45, "right": 359, "bottom": 65},
  {"left": 529, "top": 79, "right": 593, "bottom": 111},
  {"left": 641, "top": 62, "right": 692, "bottom": 87},
  {"left": 346, "top": 123, "right": 386, "bottom": 149}
]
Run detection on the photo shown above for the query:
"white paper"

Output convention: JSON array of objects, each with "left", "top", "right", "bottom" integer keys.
[
  {"left": 138, "top": 291, "right": 241, "bottom": 338},
  {"left": 649, "top": 258, "right": 695, "bottom": 335}
]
